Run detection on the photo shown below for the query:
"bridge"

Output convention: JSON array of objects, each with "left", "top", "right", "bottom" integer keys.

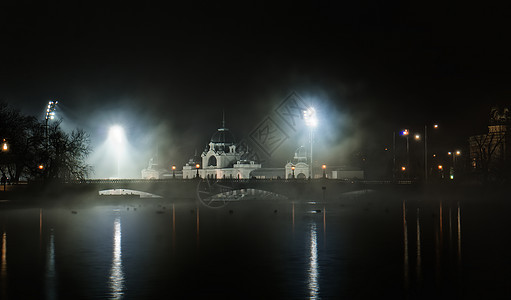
[{"left": 21, "top": 178, "right": 415, "bottom": 205}]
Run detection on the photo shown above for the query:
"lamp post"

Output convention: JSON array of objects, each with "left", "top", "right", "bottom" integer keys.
[
  {"left": 291, "top": 165, "right": 295, "bottom": 179},
  {"left": 448, "top": 150, "right": 461, "bottom": 180},
  {"left": 172, "top": 165, "right": 176, "bottom": 179},
  {"left": 401, "top": 129, "right": 410, "bottom": 178},
  {"left": 322, "top": 164, "right": 327, "bottom": 178},
  {"left": 303, "top": 107, "right": 318, "bottom": 179},
  {"left": 196, "top": 164, "right": 200, "bottom": 178},
  {"left": 1, "top": 140, "right": 7, "bottom": 191},
  {"left": 424, "top": 124, "right": 439, "bottom": 183}
]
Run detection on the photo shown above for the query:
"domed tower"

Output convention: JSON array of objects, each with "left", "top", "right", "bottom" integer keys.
[
  {"left": 202, "top": 115, "right": 240, "bottom": 171},
  {"left": 182, "top": 113, "right": 261, "bottom": 180}
]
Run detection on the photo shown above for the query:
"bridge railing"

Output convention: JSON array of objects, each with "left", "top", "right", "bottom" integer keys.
[{"left": 60, "top": 178, "right": 416, "bottom": 185}]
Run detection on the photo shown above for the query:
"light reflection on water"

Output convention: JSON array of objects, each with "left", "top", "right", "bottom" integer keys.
[
  {"left": 308, "top": 221, "right": 319, "bottom": 299},
  {"left": 1, "top": 190, "right": 510, "bottom": 298},
  {"left": 109, "top": 213, "right": 124, "bottom": 299},
  {"left": 45, "top": 229, "right": 56, "bottom": 300},
  {"left": 1, "top": 231, "right": 6, "bottom": 300}
]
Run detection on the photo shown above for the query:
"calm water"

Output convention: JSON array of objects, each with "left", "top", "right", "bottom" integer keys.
[{"left": 1, "top": 188, "right": 510, "bottom": 299}]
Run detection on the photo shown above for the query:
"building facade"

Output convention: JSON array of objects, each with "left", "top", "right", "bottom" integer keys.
[
  {"left": 182, "top": 124, "right": 261, "bottom": 179},
  {"left": 468, "top": 106, "right": 510, "bottom": 180}
]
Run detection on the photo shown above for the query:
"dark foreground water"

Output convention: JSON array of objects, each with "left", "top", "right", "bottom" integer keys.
[{"left": 1, "top": 187, "right": 510, "bottom": 299}]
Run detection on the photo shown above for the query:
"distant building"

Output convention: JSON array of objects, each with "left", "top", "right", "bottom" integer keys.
[
  {"left": 468, "top": 106, "right": 510, "bottom": 180},
  {"left": 182, "top": 121, "right": 261, "bottom": 179},
  {"left": 141, "top": 157, "right": 162, "bottom": 179},
  {"left": 284, "top": 146, "right": 309, "bottom": 179}
]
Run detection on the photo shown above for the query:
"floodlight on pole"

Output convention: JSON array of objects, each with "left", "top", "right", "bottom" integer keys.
[
  {"left": 43, "top": 100, "right": 58, "bottom": 180},
  {"left": 108, "top": 125, "right": 126, "bottom": 178},
  {"left": 303, "top": 107, "right": 318, "bottom": 179}
]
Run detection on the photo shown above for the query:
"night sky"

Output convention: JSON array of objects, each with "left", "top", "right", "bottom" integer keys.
[{"left": 1, "top": 1, "right": 510, "bottom": 177}]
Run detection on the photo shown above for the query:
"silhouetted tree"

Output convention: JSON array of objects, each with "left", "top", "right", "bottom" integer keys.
[
  {"left": 1, "top": 101, "right": 92, "bottom": 182},
  {"left": 45, "top": 121, "right": 93, "bottom": 181},
  {"left": 0, "top": 102, "right": 45, "bottom": 182}
]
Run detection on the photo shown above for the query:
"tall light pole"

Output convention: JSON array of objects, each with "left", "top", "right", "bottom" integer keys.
[
  {"left": 109, "top": 125, "right": 125, "bottom": 178},
  {"left": 304, "top": 107, "right": 317, "bottom": 179},
  {"left": 424, "top": 124, "right": 439, "bottom": 183},
  {"left": 45, "top": 101, "right": 58, "bottom": 143},
  {"left": 401, "top": 129, "right": 410, "bottom": 178},
  {"left": 44, "top": 101, "right": 58, "bottom": 179}
]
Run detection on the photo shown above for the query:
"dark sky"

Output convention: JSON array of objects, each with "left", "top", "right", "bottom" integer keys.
[{"left": 1, "top": 1, "right": 510, "bottom": 177}]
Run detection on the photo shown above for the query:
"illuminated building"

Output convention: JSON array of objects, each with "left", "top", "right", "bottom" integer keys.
[
  {"left": 182, "top": 121, "right": 261, "bottom": 179},
  {"left": 468, "top": 106, "right": 510, "bottom": 179},
  {"left": 285, "top": 146, "right": 309, "bottom": 179}
]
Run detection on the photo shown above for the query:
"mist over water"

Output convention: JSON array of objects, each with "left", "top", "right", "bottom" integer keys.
[{"left": 1, "top": 187, "right": 510, "bottom": 299}]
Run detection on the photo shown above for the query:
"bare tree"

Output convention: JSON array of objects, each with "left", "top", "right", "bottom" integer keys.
[
  {"left": 471, "top": 131, "right": 506, "bottom": 182},
  {"left": 46, "top": 121, "right": 93, "bottom": 181}
]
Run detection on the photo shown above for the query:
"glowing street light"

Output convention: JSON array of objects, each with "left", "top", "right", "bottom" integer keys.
[
  {"left": 401, "top": 129, "right": 410, "bottom": 178},
  {"left": 322, "top": 164, "right": 327, "bottom": 178},
  {"left": 448, "top": 150, "right": 462, "bottom": 179},
  {"left": 2, "top": 139, "right": 7, "bottom": 152},
  {"left": 172, "top": 165, "right": 176, "bottom": 179},
  {"left": 291, "top": 165, "right": 295, "bottom": 179},
  {"left": 303, "top": 107, "right": 318, "bottom": 179},
  {"left": 195, "top": 163, "right": 200, "bottom": 178}
]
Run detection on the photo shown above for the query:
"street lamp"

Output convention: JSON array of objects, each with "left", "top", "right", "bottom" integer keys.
[
  {"left": 448, "top": 150, "right": 461, "bottom": 179},
  {"left": 401, "top": 129, "right": 410, "bottom": 178},
  {"left": 291, "top": 165, "right": 295, "bottom": 179},
  {"left": 303, "top": 107, "right": 317, "bottom": 179},
  {"left": 172, "top": 165, "right": 176, "bottom": 179},
  {"left": 196, "top": 163, "right": 200, "bottom": 178},
  {"left": 424, "top": 124, "right": 439, "bottom": 182},
  {"left": 322, "top": 164, "right": 327, "bottom": 178}
]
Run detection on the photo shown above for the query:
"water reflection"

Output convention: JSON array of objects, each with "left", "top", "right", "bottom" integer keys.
[
  {"left": 402, "top": 199, "right": 409, "bottom": 288},
  {"left": 308, "top": 222, "right": 319, "bottom": 299},
  {"left": 1, "top": 231, "right": 6, "bottom": 299},
  {"left": 416, "top": 207, "right": 421, "bottom": 281},
  {"left": 39, "top": 209, "right": 43, "bottom": 250},
  {"left": 45, "top": 229, "right": 56, "bottom": 300},
  {"left": 457, "top": 200, "right": 462, "bottom": 264},
  {"left": 109, "top": 214, "right": 124, "bottom": 299},
  {"left": 196, "top": 205, "right": 200, "bottom": 248},
  {"left": 172, "top": 203, "right": 176, "bottom": 254}
]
